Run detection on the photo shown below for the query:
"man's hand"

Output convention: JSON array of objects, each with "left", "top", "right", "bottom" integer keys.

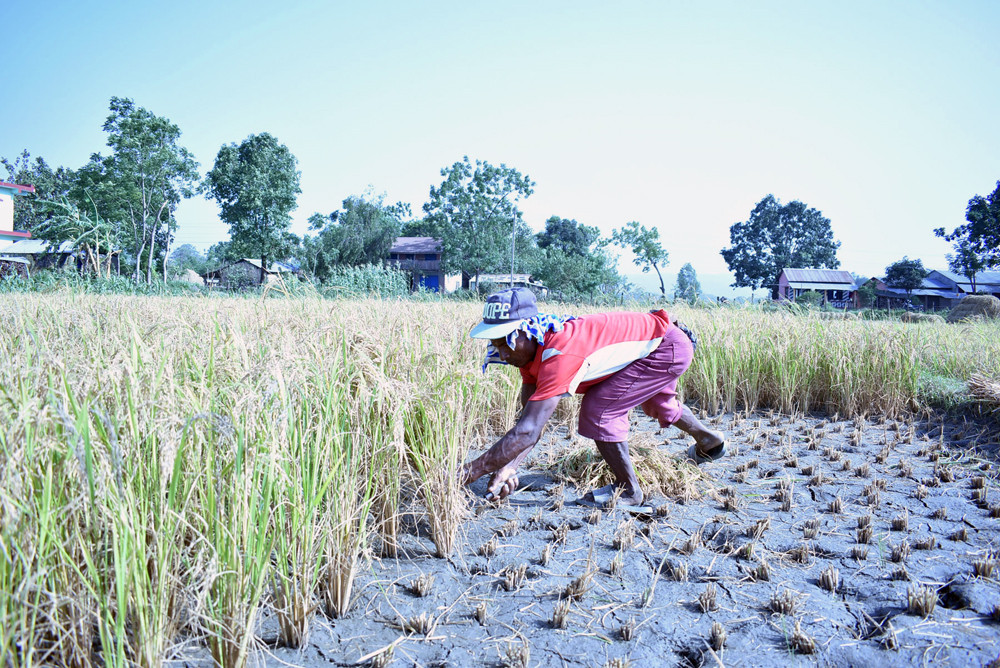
[
  {"left": 461, "top": 394, "right": 560, "bottom": 499},
  {"left": 486, "top": 464, "right": 519, "bottom": 501}
]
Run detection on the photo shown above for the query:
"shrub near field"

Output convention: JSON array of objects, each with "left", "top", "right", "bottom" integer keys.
[{"left": 0, "top": 295, "right": 998, "bottom": 666}]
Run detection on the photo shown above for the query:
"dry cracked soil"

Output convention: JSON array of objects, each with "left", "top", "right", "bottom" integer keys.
[{"left": 181, "top": 410, "right": 1000, "bottom": 667}]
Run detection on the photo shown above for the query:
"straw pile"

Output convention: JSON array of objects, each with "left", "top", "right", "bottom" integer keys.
[
  {"left": 901, "top": 312, "right": 945, "bottom": 324},
  {"left": 968, "top": 374, "right": 1000, "bottom": 410},
  {"left": 947, "top": 295, "right": 1000, "bottom": 324}
]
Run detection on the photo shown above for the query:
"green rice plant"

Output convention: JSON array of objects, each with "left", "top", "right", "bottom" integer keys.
[
  {"left": 200, "top": 421, "right": 277, "bottom": 668},
  {"left": 318, "top": 385, "right": 377, "bottom": 619},
  {"left": 404, "top": 392, "right": 468, "bottom": 558},
  {"left": 271, "top": 396, "right": 340, "bottom": 647}
]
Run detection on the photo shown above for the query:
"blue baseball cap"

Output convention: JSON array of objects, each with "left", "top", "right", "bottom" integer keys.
[{"left": 470, "top": 288, "right": 538, "bottom": 339}]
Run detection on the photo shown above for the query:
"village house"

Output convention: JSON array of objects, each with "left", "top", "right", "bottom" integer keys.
[
  {"left": 876, "top": 269, "right": 1000, "bottom": 310},
  {"left": 387, "top": 237, "right": 462, "bottom": 292},
  {"left": 0, "top": 181, "right": 35, "bottom": 277},
  {"left": 0, "top": 181, "right": 34, "bottom": 246},
  {"left": 203, "top": 259, "right": 297, "bottom": 289},
  {"left": 776, "top": 268, "right": 858, "bottom": 308},
  {"left": 931, "top": 269, "right": 1000, "bottom": 299}
]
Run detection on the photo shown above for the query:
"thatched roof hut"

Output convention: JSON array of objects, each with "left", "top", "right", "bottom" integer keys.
[{"left": 946, "top": 295, "right": 1000, "bottom": 324}]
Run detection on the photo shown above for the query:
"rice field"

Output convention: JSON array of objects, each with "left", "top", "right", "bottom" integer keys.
[{"left": 0, "top": 293, "right": 997, "bottom": 667}]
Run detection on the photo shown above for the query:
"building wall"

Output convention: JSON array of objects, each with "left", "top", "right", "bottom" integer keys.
[
  {"left": 0, "top": 194, "right": 13, "bottom": 232},
  {"left": 777, "top": 273, "right": 791, "bottom": 299}
]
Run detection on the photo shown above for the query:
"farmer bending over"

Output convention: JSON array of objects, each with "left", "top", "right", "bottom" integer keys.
[{"left": 462, "top": 288, "right": 725, "bottom": 507}]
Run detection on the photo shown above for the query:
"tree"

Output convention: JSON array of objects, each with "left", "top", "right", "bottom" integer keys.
[
  {"left": 422, "top": 156, "right": 534, "bottom": 288},
  {"left": 674, "top": 263, "right": 701, "bottom": 303},
  {"left": 1, "top": 150, "right": 76, "bottom": 233},
  {"left": 934, "top": 180, "right": 1000, "bottom": 286},
  {"left": 721, "top": 195, "right": 841, "bottom": 300},
  {"left": 608, "top": 221, "right": 669, "bottom": 299},
  {"left": 536, "top": 216, "right": 600, "bottom": 256},
  {"left": 206, "top": 240, "right": 238, "bottom": 268},
  {"left": 945, "top": 237, "right": 987, "bottom": 293},
  {"left": 86, "top": 97, "right": 200, "bottom": 283},
  {"left": 34, "top": 199, "right": 119, "bottom": 276},
  {"left": 168, "top": 243, "right": 207, "bottom": 277},
  {"left": 884, "top": 257, "right": 928, "bottom": 298},
  {"left": 204, "top": 133, "right": 301, "bottom": 284},
  {"left": 530, "top": 218, "right": 621, "bottom": 299},
  {"left": 306, "top": 192, "right": 409, "bottom": 271}
]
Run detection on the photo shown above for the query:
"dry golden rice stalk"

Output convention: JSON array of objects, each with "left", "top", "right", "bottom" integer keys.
[
  {"left": 947, "top": 294, "right": 1000, "bottom": 323},
  {"left": 969, "top": 374, "right": 1000, "bottom": 409},
  {"left": 546, "top": 434, "right": 705, "bottom": 499}
]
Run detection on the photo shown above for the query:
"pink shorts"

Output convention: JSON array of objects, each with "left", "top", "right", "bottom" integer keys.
[{"left": 577, "top": 326, "right": 694, "bottom": 442}]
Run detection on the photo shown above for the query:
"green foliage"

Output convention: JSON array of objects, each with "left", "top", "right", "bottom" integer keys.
[
  {"left": 87, "top": 97, "right": 201, "bottom": 283},
  {"left": 674, "top": 263, "right": 701, "bottom": 303},
  {"left": 206, "top": 240, "right": 239, "bottom": 268},
  {"left": 0, "top": 150, "right": 76, "bottom": 233},
  {"left": 530, "top": 246, "right": 623, "bottom": 301},
  {"left": 204, "top": 132, "right": 301, "bottom": 271},
  {"left": 422, "top": 156, "right": 535, "bottom": 283},
  {"left": 529, "top": 217, "right": 623, "bottom": 300},
  {"left": 721, "top": 194, "right": 841, "bottom": 298},
  {"left": 796, "top": 290, "right": 824, "bottom": 308},
  {"left": 302, "top": 192, "right": 408, "bottom": 280},
  {"left": 857, "top": 280, "right": 879, "bottom": 307},
  {"left": 609, "top": 221, "right": 669, "bottom": 298},
  {"left": 322, "top": 264, "right": 410, "bottom": 298},
  {"left": 536, "top": 216, "right": 600, "bottom": 256},
  {"left": 168, "top": 243, "right": 208, "bottom": 277},
  {"left": 936, "top": 180, "right": 1000, "bottom": 270},
  {"left": 884, "top": 257, "right": 928, "bottom": 296},
  {"left": 26, "top": 198, "right": 120, "bottom": 278}
]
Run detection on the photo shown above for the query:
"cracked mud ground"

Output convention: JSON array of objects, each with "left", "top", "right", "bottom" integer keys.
[{"left": 188, "top": 411, "right": 1000, "bottom": 667}]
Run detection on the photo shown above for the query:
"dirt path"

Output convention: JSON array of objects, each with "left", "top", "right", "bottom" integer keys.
[{"left": 198, "top": 411, "right": 1000, "bottom": 667}]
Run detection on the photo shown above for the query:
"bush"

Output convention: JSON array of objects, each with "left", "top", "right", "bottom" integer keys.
[
  {"left": 796, "top": 291, "right": 824, "bottom": 308},
  {"left": 322, "top": 264, "right": 409, "bottom": 298}
]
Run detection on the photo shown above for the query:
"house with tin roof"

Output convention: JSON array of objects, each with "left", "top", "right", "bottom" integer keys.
[
  {"left": 776, "top": 268, "right": 858, "bottom": 309},
  {"left": 931, "top": 269, "right": 1000, "bottom": 299},
  {"left": 875, "top": 269, "right": 1000, "bottom": 310},
  {"left": 387, "top": 237, "right": 462, "bottom": 292}
]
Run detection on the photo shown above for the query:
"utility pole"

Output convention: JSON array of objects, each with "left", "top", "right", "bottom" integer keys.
[{"left": 510, "top": 211, "right": 516, "bottom": 288}]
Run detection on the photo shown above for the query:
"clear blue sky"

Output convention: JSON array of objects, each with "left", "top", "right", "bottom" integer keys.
[{"left": 3, "top": 1, "right": 998, "bottom": 294}]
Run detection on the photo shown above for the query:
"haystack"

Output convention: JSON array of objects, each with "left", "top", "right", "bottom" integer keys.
[
  {"left": 946, "top": 295, "right": 1000, "bottom": 324},
  {"left": 901, "top": 312, "right": 945, "bottom": 324},
  {"left": 968, "top": 374, "right": 1000, "bottom": 410},
  {"left": 178, "top": 269, "right": 204, "bottom": 284}
]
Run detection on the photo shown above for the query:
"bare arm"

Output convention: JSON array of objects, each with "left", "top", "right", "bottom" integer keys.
[
  {"left": 520, "top": 383, "right": 536, "bottom": 409},
  {"left": 463, "top": 392, "right": 560, "bottom": 499}
]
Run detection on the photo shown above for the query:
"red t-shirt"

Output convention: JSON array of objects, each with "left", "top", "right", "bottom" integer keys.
[{"left": 520, "top": 310, "right": 674, "bottom": 401}]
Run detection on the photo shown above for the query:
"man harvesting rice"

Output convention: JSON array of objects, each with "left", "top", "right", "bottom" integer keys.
[{"left": 462, "top": 287, "right": 725, "bottom": 508}]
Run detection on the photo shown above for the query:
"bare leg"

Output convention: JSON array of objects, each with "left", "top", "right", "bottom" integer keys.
[
  {"left": 591, "top": 440, "right": 644, "bottom": 505},
  {"left": 672, "top": 405, "right": 725, "bottom": 455}
]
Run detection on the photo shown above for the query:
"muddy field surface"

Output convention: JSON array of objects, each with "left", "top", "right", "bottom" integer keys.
[{"left": 200, "top": 411, "right": 1000, "bottom": 667}]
